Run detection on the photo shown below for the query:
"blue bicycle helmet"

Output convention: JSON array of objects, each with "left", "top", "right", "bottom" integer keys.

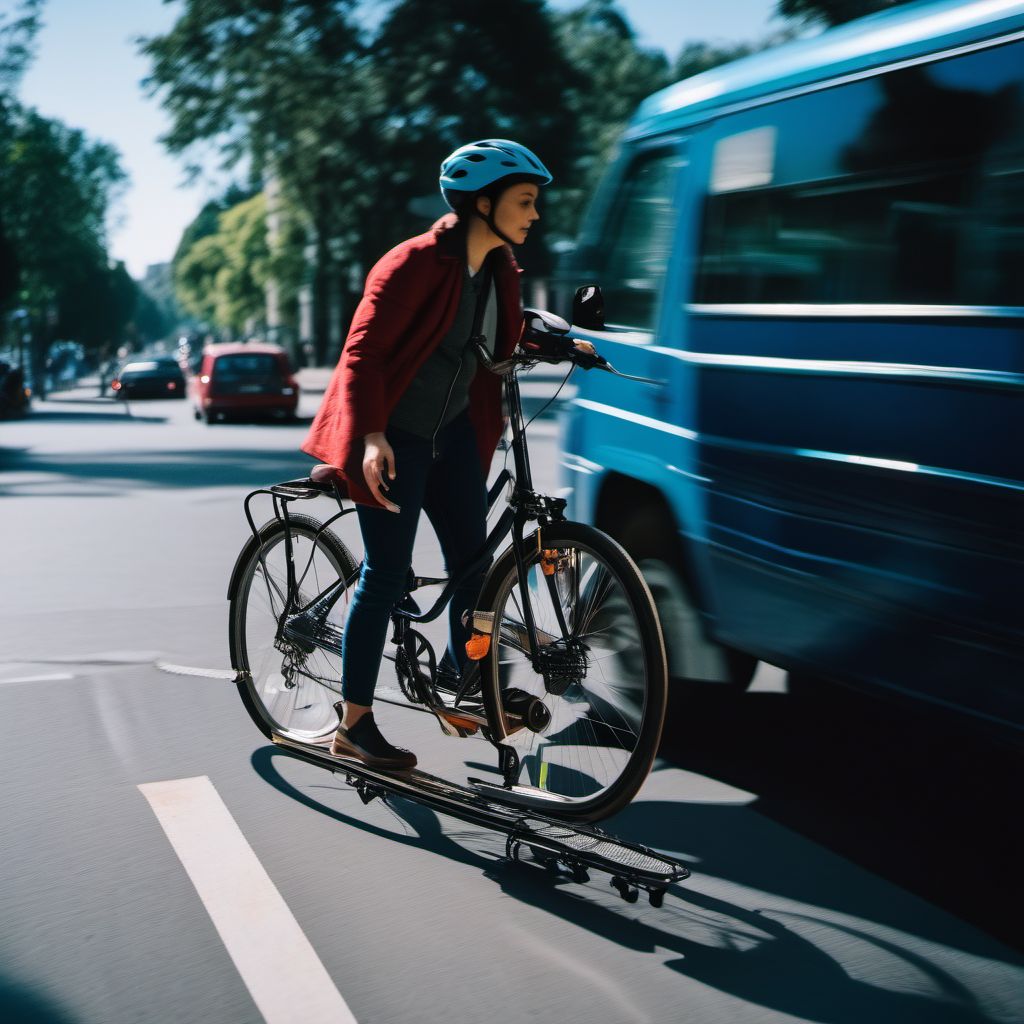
[
  {"left": 440, "top": 139, "right": 552, "bottom": 245},
  {"left": 440, "top": 139, "right": 553, "bottom": 196}
]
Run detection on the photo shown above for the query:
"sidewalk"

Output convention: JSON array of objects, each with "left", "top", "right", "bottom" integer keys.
[{"left": 295, "top": 366, "right": 333, "bottom": 394}]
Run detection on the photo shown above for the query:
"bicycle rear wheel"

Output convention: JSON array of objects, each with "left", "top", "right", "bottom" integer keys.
[
  {"left": 477, "top": 521, "right": 667, "bottom": 822},
  {"left": 228, "top": 513, "right": 359, "bottom": 742}
]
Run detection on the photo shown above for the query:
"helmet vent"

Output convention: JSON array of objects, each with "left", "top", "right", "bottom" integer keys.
[
  {"left": 466, "top": 154, "right": 486, "bottom": 162},
  {"left": 450, "top": 169, "right": 468, "bottom": 178},
  {"left": 500, "top": 160, "right": 516, "bottom": 166}
]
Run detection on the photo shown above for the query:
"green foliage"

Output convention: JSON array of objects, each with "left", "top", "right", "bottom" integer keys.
[
  {"left": 550, "top": 0, "right": 671, "bottom": 242},
  {"left": 141, "top": 1, "right": 368, "bottom": 234},
  {"left": 142, "top": 0, "right": 374, "bottom": 357},
  {"left": 175, "top": 192, "right": 270, "bottom": 335},
  {"left": 145, "top": 0, "right": 819, "bottom": 355},
  {"left": 0, "top": 99, "right": 134, "bottom": 359},
  {"left": 0, "top": 0, "right": 43, "bottom": 96},
  {"left": 172, "top": 183, "right": 257, "bottom": 265},
  {"left": 777, "top": 0, "right": 913, "bottom": 26},
  {"left": 364, "top": 0, "right": 580, "bottom": 271},
  {"left": 56, "top": 259, "right": 136, "bottom": 349},
  {"left": 673, "top": 40, "right": 760, "bottom": 81}
]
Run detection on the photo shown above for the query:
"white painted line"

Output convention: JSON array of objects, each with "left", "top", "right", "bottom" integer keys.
[
  {"left": 0, "top": 672, "right": 74, "bottom": 684},
  {"left": 138, "top": 776, "right": 357, "bottom": 1024},
  {"left": 156, "top": 660, "right": 236, "bottom": 679}
]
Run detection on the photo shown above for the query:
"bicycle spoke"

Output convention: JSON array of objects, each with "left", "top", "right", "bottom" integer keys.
[
  {"left": 233, "top": 521, "right": 357, "bottom": 740},
  {"left": 489, "top": 534, "right": 658, "bottom": 814}
]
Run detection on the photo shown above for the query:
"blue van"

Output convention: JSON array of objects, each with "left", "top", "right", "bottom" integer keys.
[{"left": 557, "top": 0, "right": 1024, "bottom": 728}]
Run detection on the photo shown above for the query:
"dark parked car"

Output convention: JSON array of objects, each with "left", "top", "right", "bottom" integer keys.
[
  {"left": 111, "top": 357, "right": 186, "bottom": 400},
  {"left": 0, "top": 360, "right": 30, "bottom": 418},
  {"left": 191, "top": 343, "right": 299, "bottom": 423}
]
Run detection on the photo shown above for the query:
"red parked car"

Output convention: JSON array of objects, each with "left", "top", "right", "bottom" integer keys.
[{"left": 191, "top": 343, "right": 300, "bottom": 423}]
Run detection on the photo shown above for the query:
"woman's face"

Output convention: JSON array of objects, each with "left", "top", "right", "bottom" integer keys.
[{"left": 480, "top": 184, "right": 540, "bottom": 244}]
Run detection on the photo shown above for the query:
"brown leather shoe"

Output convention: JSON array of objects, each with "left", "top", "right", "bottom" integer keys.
[{"left": 330, "top": 712, "right": 417, "bottom": 771}]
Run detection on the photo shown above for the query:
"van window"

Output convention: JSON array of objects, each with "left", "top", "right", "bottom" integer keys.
[
  {"left": 597, "top": 148, "right": 683, "bottom": 330},
  {"left": 696, "top": 38, "right": 1024, "bottom": 307}
]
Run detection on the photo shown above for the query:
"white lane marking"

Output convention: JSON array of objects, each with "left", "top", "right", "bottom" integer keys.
[
  {"left": 138, "top": 776, "right": 357, "bottom": 1024},
  {"left": 0, "top": 672, "right": 74, "bottom": 684},
  {"left": 156, "top": 660, "right": 236, "bottom": 679}
]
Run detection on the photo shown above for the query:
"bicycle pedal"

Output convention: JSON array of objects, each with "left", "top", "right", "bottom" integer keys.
[{"left": 434, "top": 707, "right": 484, "bottom": 737}]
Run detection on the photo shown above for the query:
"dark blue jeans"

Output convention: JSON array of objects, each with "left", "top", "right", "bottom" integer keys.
[{"left": 340, "top": 410, "right": 488, "bottom": 706}]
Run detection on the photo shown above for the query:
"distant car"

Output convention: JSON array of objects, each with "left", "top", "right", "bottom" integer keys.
[
  {"left": 191, "top": 343, "right": 300, "bottom": 423},
  {"left": 0, "top": 361, "right": 30, "bottom": 418},
  {"left": 111, "top": 357, "right": 187, "bottom": 400}
]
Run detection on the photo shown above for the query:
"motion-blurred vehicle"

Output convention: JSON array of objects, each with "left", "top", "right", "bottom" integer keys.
[
  {"left": 556, "top": 0, "right": 1024, "bottom": 730},
  {"left": 111, "top": 356, "right": 187, "bottom": 400},
  {"left": 0, "top": 360, "right": 30, "bottom": 418},
  {"left": 191, "top": 343, "right": 299, "bottom": 423}
]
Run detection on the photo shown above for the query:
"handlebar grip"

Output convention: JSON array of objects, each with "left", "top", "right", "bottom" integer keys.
[{"left": 573, "top": 348, "right": 606, "bottom": 371}]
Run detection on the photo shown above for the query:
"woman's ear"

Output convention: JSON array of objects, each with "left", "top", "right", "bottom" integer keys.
[{"left": 475, "top": 195, "right": 492, "bottom": 217}]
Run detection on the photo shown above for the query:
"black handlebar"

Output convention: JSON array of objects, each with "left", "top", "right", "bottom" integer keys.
[{"left": 471, "top": 309, "right": 662, "bottom": 386}]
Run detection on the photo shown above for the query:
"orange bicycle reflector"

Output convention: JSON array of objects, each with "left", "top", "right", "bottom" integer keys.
[
  {"left": 541, "top": 549, "right": 566, "bottom": 576},
  {"left": 465, "top": 633, "right": 491, "bottom": 660}
]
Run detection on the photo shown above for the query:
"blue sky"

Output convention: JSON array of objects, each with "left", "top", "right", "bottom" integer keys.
[{"left": 18, "top": 0, "right": 781, "bottom": 278}]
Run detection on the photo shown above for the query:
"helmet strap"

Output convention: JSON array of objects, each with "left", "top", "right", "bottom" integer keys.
[{"left": 473, "top": 205, "right": 518, "bottom": 247}]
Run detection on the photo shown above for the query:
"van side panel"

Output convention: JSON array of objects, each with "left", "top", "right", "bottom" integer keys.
[
  {"left": 689, "top": 311, "right": 1024, "bottom": 722},
  {"left": 562, "top": 14, "right": 1024, "bottom": 727}
]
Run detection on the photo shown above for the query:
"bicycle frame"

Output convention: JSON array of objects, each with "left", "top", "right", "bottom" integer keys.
[{"left": 242, "top": 350, "right": 575, "bottom": 683}]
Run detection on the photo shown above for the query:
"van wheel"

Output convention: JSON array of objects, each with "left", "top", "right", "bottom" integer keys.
[{"left": 618, "top": 509, "right": 757, "bottom": 690}]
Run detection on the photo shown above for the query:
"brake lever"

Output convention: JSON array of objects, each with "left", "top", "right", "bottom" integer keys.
[{"left": 598, "top": 360, "right": 665, "bottom": 386}]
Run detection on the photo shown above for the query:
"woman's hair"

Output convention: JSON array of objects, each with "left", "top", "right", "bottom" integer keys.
[{"left": 443, "top": 173, "right": 545, "bottom": 222}]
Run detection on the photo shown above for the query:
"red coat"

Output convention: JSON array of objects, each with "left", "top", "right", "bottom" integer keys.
[{"left": 301, "top": 214, "right": 525, "bottom": 507}]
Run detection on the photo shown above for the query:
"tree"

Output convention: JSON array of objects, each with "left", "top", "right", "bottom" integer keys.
[
  {"left": 0, "top": 105, "right": 127, "bottom": 387},
  {"left": 777, "top": 0, "right": 914, "bottom": 27},
  {"left": 363, "top": 0, "right": 581, "bottom": 275},
  {"left": 172, "top": 183, "right": 256, "bottom": 266},
  {"left": 550, "top": 0, "right": 671, "bottom": 244},
  {"left": 175, "top": 192, "right": 271, "bottom": 336},
  {"left": 0, "top": 0, "right": 43, "bottom": 97},
  {"left": 56, "top": 259, "right": 137, "bottom": 350},
  {"left": 141, "top": 0, "right": 371, "bottom": 362}
]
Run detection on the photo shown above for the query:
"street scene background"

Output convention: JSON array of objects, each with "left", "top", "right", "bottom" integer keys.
[{"left": 2, "top": 2, "right": 1023, "bottom": 1023}]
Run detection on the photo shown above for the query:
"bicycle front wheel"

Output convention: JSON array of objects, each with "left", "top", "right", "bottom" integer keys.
[
  {"left": 477, "top": 521, "right": 667, "bottom": 822},
  {"left": 228, "top": 513, "right": 359, "bottom": 742}
]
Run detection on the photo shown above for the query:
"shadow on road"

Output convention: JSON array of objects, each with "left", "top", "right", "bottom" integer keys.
[
  {"left": 484, "top": 858, "right": 1012, "bottom": 1024},
  {"left": 650, "top": 681, "right": 1024, "bottom": 952},
  {"left": 12, "top": 409, "right": 169, "bottom": 424},
  {"left": 250, "top": 746, "right": 497, "bottom": 873},
  {"left": 0, "top": 973, "right": 81, "bottom": 1024},
  {"left": 0, "top": 446, "right": 318, "bottom": 495},
  {"left": 253, "top": 747, "right": 1021, "bottom": 1023}
]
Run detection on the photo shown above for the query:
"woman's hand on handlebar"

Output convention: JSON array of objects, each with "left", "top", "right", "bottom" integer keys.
[{"left": 363, "top": 432, "right": 401, "bottom": 513}]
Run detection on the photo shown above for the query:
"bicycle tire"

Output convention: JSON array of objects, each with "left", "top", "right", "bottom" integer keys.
[
  {"left": 229, "top": 514, "right": 359, "bottom": 742},
  {"left": 476, "top": 521, "right": 667, "bottom": 822}
]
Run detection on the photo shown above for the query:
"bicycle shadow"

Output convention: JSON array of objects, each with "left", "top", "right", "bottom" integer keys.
[
  {"left": 250, "top": 747, "right": 1016, "bottom": 1023},
  {"left": 250, "top": 746, "right": 497, "bottom": 873}
]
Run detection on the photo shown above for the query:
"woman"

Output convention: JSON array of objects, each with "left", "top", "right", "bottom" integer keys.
[{"left": 302, "top": 139, "right": 573, "bottom": 770}]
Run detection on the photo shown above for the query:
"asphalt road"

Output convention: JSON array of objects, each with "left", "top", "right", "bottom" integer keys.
[{"left": 1, "top": 381, "right": 1022, "bottom": 1024}]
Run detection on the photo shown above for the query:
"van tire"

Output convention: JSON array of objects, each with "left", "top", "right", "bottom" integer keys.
[{"left": 618, "top": 508, "right": 757, "bottom": 690}]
